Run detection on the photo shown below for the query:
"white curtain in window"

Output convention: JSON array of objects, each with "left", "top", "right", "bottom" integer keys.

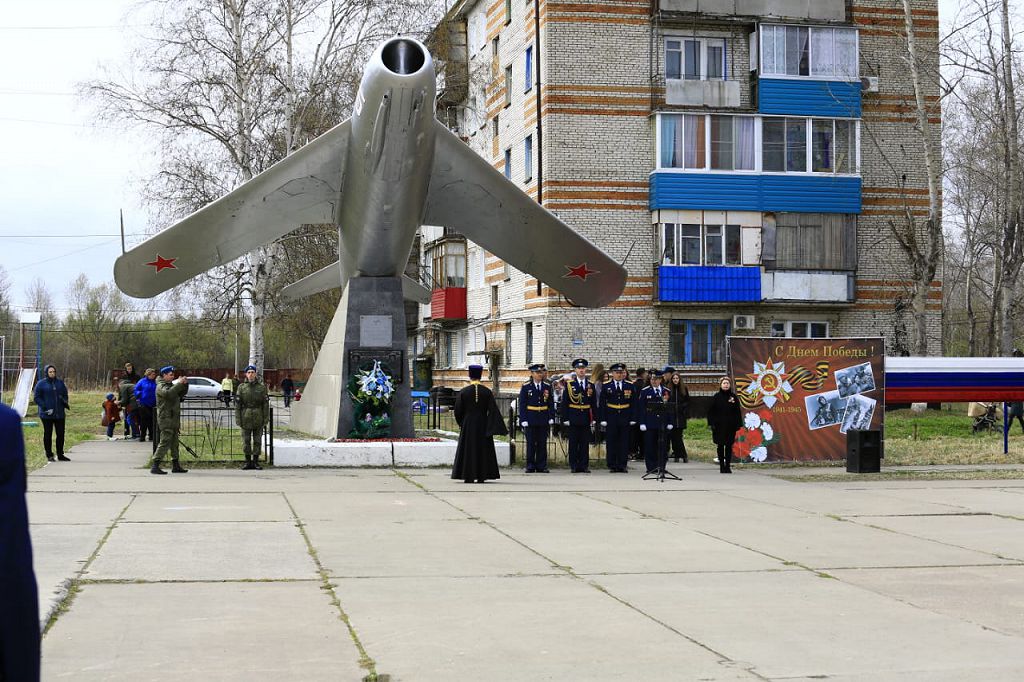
[
  {"left": 660, "top": 115, "right": 682, "bottom": 168},
  {"left": 684, "top": 115, "right": 706, "bottom": 169},
  {"left": 734, "top": 117, "right": 756, "bottom": 170},
  {"left": 761, "top": 26, "right": 777, "bottom": 75},
  {"left": 834, "top": 29, "right": 858, "bottom": 79},
  {"left": 810, "top": 28, "right": 835, "bottom": 76}
]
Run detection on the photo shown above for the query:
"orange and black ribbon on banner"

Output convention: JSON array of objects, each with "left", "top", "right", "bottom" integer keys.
[{"left": 735, "top": 361, "right": 831, "bottom": 409}]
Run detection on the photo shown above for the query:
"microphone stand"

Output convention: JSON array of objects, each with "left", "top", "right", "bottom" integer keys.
[{"left": 642, "top": 400, "right": 680, "bottom": 482}]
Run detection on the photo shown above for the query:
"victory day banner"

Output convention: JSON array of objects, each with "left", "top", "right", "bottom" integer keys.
[{"left": 727, "top": 337, "right": 886, "bottom": 462}]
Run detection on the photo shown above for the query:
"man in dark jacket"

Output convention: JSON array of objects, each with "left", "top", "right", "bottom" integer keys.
[
  {"left": 118, "top": 378, "right": 139, "bottom": 440},
  {"left": 598, "top": 363, "right": 636, "bottom": 473},
  {"left": 560, "top": 358, "right": 597, "bottom": 473},
  {"left": 635, "top": 369, "right": 675, "bottom": 474},
  {"left": 133, "top": 368, "right": 158, "bottom": 446},
  {"left": 0, "top": 402, "right": 41, "bottom": 681},
  {"left": 280, "top": 375, "right": 295, "bottom": 407},
  {"left": 33, "top": 364, "right": 70, "bottom": 462},
  {"left": 151, "top": 366, "right": 190, "bottom": 475},
  {"left": 235, "top": 365, "right": 269, "bottom": 470}
]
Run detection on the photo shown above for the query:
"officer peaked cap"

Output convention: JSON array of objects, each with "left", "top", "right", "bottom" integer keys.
[
  {"left": 528, "top": 363, "right": 544, "bottom": 372},
  {"left": 609, "top": 363, "right": 626, "bottom": 371},
  {"left": 663, "top": 366, "right": 676, "bottom": 374},
  {"left": 650, "top": 369, "right": 664, "bottom": 377},
  {"left": 571, "top": 358, "right": 588, "bottom": 368}
]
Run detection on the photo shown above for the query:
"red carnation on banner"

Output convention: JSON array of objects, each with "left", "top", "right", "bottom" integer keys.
[
  {"left": 758, "top": 409, "right": 774, "bottom": 423},
  {"left": 734, "top": 411, "right": 781, "bottom": 463},
  {"left": 746, "top": 428, "right": 764, "bottom": 449},
  {"left": 733, "top": 436, "right": 753, "bottom": 459}
]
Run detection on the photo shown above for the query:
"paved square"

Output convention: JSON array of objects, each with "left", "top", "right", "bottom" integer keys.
[{"left": 28, "top": 441, "right": 1024, "bottom": 680}]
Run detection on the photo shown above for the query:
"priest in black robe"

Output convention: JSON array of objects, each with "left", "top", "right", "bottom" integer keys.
[{"left": 451, "top": 365, "right": 507, "bottom": 483}]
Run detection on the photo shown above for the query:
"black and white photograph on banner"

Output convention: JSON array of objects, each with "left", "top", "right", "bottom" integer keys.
[
  {"left": 840, "top": 394, "right": 877, "bottom": 434},
  {"left": 835, "top": 361, "right": 877, "bottom": 397},
  {"left": 804, "top": 391, "right": 848, "bottom": 430}
]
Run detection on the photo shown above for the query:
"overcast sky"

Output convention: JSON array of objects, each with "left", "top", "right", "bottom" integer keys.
[{"left": 0, "top": 0, "right": 963, "bottom": 312}]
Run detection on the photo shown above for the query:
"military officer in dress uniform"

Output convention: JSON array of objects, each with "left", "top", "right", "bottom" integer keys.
[
  {"left": 560, "top": 358, "right": 596, "bottom": 473},
  {"left": 636, "top": 369, "right": 675, "bottom": 474},
  {"left": 518, "top": 363, "right": 554, "bottom": 473},
  {"left": 599, "top": 363, "right": 635, "bottom": 473}
]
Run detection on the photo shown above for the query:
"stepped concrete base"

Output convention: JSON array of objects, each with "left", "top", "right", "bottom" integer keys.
[{"left": 273, "top": 439, "right": 511, "bottom": 468}]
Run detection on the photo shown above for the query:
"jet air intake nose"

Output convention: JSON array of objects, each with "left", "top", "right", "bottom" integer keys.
[{"left": 381, "top": 39, "right": 426, "bottom": 75}]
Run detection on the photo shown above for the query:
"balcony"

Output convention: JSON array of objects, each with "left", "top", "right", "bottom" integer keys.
[
  {"left": 659, "top": 0, "right": 845, "bottom": 22},
  {"left": 650, "top": 172, "right": 861, "bottom": 214},
  {"left": 431, "top": 287, "right": 468, "bottom": 320},
  {"left": 666, "top": 79, "right": 742, "bottom": 107},
  {"left": 757, "top": 79, "right": 861, "bottom": 118},
  {"left": 658, "top": 265, "right": 761, "bottom": 302},
  {"left": 761, "top": 271, "right": 853, "bottom": 303}
]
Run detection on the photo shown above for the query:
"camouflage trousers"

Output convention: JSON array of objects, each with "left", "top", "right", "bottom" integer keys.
[
  {"left": 242, "top": 428, "right": 263, "bottom": 463},
  {"left": 152, "top": 427, "right": 180, "bottom": 467}
]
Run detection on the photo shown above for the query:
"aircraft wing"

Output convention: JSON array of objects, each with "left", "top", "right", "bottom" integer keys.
[
  {"left": 114, "top": 120, "right": 351, "bottom": 298},
  {"left": 422, "top": 122, "right": 627, "bottom": 308}
]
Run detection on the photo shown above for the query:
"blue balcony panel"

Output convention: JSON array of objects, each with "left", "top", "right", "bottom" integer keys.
[
  {"left": 658, "top": 266, "right": 761, "bottom": 303},
  {"left": 650, "top": 173, "right": 861, "bottom": 214},
  {"left": 758, "top": 78, "right": 861, "bottom": 118}
]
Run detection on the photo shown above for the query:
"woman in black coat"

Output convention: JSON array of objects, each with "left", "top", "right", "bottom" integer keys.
[
  {"left": 451, "top": 365, "right": 507, "bottom": 483},
  {"left": 666, "top": 371, "right": 690, "bottom": 463},
  {"left": 706, "top": 376, "right": 741, "bottom": 473}
]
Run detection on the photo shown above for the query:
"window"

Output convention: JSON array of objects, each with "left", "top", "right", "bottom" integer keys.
[
  {"left": 504, "top": 65, "right": 512, "bottom": 106},
  {"left": 505, "top": 0, "right": 511, "bottom": 25},
  {"left": 524, "top": 47, "right": 533, "bottom": 92},
  {"left": 660, "top": 224, "right": 741, "bottom": 266},
  {"left": 525, "top": 322, "right": 533, "bottom": 364},
  {"left": 428, "top": 239, "right": 466, "bottom": 288},
  {"left": 660, "top": 114, "right": 755, "bottom": 171},
  {"left": 770, "top": 213, "right": 856, "bottom": 271},
  {"left": 504, "top": 323, "right": 513, "bottom": 366},
  {"left": 771, "top": 321, "right": 830, "bottom": 338},
  {"left": 524, "top": 135, "right": 533, "bottom": 182},
  {"left": 762, "top": 25, "right": 857, "bottom": 79},
  {"left": 491, "top": 284, "right": 499, "bottom": 309},
  {"left": 665, "top": 37, "right": 726, "bottom": 81},
  {"left": 504, "top": 148, "right": 511, "bottom": 179},
  {"left": 492, "top": 116, "right": 499, "bottom": 140},
  {"left": 669, "top": 320, "right": 730, "bottom": 365},
  {"left": 473, "top": 249, "right": 485, "bottom": 288},
  {"left": 660, "top": 114, "right": 857, "bottom": 174}
]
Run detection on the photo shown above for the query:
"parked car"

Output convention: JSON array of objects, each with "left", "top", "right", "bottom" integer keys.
[{"left": 183, "top": 376, "right": 223, "bottom": 400}]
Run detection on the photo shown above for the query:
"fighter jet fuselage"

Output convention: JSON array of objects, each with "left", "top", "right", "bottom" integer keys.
[{"left": 340, "top": 39, "right": 436, "bottom": 277}]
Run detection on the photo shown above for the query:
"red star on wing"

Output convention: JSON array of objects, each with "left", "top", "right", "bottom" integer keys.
[
  {"left": 563, "top": 262, "right": 598, "bottom": 281},
  {"left": 145, "top": 255, "right": 177, "bottom": 273}
]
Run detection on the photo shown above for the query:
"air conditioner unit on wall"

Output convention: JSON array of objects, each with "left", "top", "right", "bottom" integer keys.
[
  {"left": 733, "top": 315, "right": 755, "bottom": 331},
  {"left": 861, "top": 76, "right": 880, "bottom": 93}
]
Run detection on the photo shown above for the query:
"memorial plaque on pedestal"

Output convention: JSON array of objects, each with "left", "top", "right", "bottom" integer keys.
[
  {"left": 349, "top": 348, "right": 404, "bottom": 383},
  {"left": 360, "top": 315, "right": 393, "bottom": 347}
]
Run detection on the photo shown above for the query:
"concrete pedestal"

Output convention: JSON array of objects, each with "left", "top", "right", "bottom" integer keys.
[
  {"left": 290, "top": 277, "right": 413, "bottom": 439},
  {"left": 273, "top": 439, "right": 512, "bottom": 467}
]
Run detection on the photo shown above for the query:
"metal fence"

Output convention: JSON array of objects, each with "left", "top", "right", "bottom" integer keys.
[{"left": 174, "top": 397, "right": 292, "bottom": 464}]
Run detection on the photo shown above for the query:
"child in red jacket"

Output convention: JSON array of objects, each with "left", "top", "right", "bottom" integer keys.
[{"left": 102, "top": 393, "right": 120, "bottom": 440}]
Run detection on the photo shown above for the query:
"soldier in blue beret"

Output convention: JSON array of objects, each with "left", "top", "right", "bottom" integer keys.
[
  {"left": 636, "top": 368, "right": 675, "bottom": 475},
  {"left": 560, "top": 358, "right": 596, "bottom": 473},
  {"left": 518, "top": 363, "right": 554, "bottom": 473},
  {"left": 599, "top": 363, "right": 636, "bottom": 472}
]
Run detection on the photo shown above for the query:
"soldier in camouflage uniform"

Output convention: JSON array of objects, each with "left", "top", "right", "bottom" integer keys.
[
  {"left": 150, "top": 366, "right": 190, "bottom": 475},
  {"left": 235, "top": 364, "right": 269, "bottom": 470}
]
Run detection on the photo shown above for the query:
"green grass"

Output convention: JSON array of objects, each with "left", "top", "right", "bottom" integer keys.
[{"left": 23, "top": 390, "right": 107, "bottom": 472}]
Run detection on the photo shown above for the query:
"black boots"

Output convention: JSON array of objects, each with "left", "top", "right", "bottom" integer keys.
[
  {"left": 150, "top": 464, "right": 167, "bottom": 475},
  {"left": 47, "top": 455, "right": 56, "bottom": 462},
  {"left": 57, "top": 454, "right": 71, "bottom": 461},
  {"left": 171, "top": 462, "right": 188, "bottom": 473},
  {"left": 242, "top": 458, "right": 263, "bottom": 471}
]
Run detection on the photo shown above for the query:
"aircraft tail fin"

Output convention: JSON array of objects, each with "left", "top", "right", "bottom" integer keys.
[{"left": 282, "top": 260, "right": 431, "bottom": 305}]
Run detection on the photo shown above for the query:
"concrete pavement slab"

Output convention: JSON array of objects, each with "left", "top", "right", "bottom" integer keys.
[
  {"left": 831, "top": 565, "right": 1024, "bottom": 638},
  {"left": 716, "top": 484, "right": 968, "bottom": 517},
  {"left": 286, "top": 491, "right": 466, "bottom": 522},
  {"left": 333, "top": 574, "right": 760, "bottom": 681},
  {"left": 682, "top": 512, "right": 1012, "bottom": 569},
  {"left": 42, "top": 582, "right": 365, "bottom": 681},
  {"left": 122, "top": 492, "right": 293, "bottom": 522},
  {"left": 850, "top": 514, "right": 1024, "bottom": 561},
  {"left": 594, "top": 570, "right": 1024, "bottom": 680},
  {"left": 581, "top": 489, "right": 809, "bottom": 520},
  {"left": 867, "top": 487, "right": 1024, "bottom": 518},
  {"left": 27, "top": 492, "right": 131, "bottom": 524},
  {"left": 306, "top": 517, "right": 555, "bottom": 578},
  {"left": 29, "top": 523, "right": 109, "bottom": 623},
  {"left": 86, "top": 521, "right": 317, "bottom": 581}
]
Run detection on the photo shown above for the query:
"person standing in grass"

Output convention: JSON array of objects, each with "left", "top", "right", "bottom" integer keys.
[
  {"left": 235, "top": 365, "right": 269, "bottom": 470},
  {"left": 102, "top": 393, "right": 120, "bottom": 440},
  {"left": 33, "top": 364, "right": 70, "bottom": 462}
]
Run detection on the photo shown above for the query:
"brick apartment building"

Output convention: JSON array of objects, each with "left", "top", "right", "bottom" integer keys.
[{"left": 415, "top": 0, "right": 941, "bottom": 394}]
